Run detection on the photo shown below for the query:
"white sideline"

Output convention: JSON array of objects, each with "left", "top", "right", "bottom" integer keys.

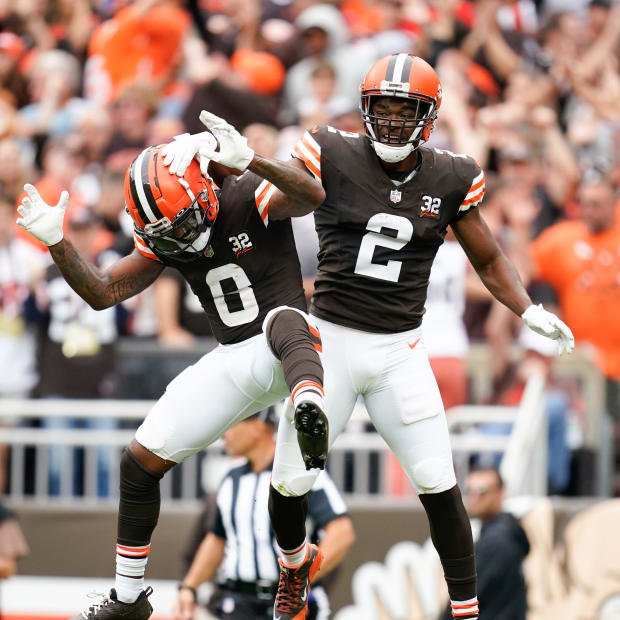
[{"left": 0, "top": 576, "right": 179, "bottom": 617}]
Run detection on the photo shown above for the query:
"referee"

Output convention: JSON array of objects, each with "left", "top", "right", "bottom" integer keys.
[{"left": 175, "top": 407, "right": 355, "bottom": 620}]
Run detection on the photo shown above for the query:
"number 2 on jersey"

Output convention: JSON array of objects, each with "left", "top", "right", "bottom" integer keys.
[
  {"left": 354, "top": 213, "right": 413, "bottom": 282},
  {"left": 205, "top": 263, "right": 259, "bottom": 327}
]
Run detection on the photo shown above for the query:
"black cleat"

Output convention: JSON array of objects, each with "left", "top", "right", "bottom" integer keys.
[
  {"left": 69, "top": 587, "right": 153, "bottom": 620},
  {"left": 294, "top": 401, "right": 329, "bottom": 470}
]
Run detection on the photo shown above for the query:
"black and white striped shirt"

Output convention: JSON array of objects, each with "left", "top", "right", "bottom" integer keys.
[{"left": 212, "top": 461, "right": 347, "bottom": 585}]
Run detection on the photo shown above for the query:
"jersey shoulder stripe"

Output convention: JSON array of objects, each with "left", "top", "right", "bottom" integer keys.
[
  {"left": 254, "top": 179, "right": 276, "bottom": 226},
  {"left": 292, "top": 130, "right": 322, "bottom": 180},
  {"left": 458, "top": 168, "right": 485, "bottom": 213},
  {"left": 430, "top": 148, "right": 486, "bottom": 214},
  {"left": 133, "top": 232, "right": 161, "bottom": 261}
]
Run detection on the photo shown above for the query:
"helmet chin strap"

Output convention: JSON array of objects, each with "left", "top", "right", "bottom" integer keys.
[
  {"left": 367, "top": 119, "right": 422, "bottom": 163},
  {"left": 372, "top": 141, "right": 415, "bottom": 163},
  {"left": 365, "top": 99, "right": 430, "bottom": 163}
]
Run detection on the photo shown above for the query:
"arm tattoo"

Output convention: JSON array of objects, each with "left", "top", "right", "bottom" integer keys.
[
  {"left": 106, "top": 274, "right": 145, "bottom": 304},
  {"left": 49, "top": 239, "right": 158, "bottom": 309}
]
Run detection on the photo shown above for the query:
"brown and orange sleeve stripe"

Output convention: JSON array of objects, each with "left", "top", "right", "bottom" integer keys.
[
  {"left": 292, "top": 131, "right": 322, "bottom": 182},
  {"left": 458, "top": 170, "right": 485, "bottom": 214},
  {"left": 254, "top": 179, "right": 276, "bottom": 226}
]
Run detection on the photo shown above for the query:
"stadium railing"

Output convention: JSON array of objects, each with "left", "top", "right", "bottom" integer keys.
[
  {"left": 0, "top": 374, "right": 541, "bottom": 502},
  {"left": 0, "top": 346, "right": 606, "bottom": 503},
  {"left": 448, "top": 372, "right": 547, "bottom": 497}
]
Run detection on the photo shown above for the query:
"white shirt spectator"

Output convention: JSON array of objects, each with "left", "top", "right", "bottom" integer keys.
[
  {"left": 422, "top": 240, "right": 469, "bottom": 359},
  {"left": 0, "top": 239, "right": 47, "bottom": 395}
]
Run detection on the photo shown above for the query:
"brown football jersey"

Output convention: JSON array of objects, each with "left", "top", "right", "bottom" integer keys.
[
  {"left": 134, "top": 171, "right": 307, "bottom": 344},
  {"left": 292, "top": 125, "right": 485, "bottom": 333}
]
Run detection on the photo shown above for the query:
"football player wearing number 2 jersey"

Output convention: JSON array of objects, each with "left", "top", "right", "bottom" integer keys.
[
  {"left": 168, "top": 54, "right": 575, "bottom": 620},
  {"left": 16, "top": 116, "right": 331, "bottom": 620}
]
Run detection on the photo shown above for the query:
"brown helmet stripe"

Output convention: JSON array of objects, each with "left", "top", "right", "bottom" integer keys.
[
  {"left": 128, "top": 156, "right": 149, "bottom": 226},
  {"left": 385, "top": 54, "right": 398, "bottom": 81},
  {"left": 140, "top": 147, "right": 164, "bottom": 221},
  {"left": 400, "top": 54, "right": 413, "bottom": 83},
  {"left": 152, "top": 150, "right": 161, "bottom": 192}
]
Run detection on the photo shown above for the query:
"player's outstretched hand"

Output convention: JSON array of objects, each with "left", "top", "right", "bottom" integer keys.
[
  {"left": 521, "top": 304, "right": 575, "bottom": 355},
  {"left": 161, "top": 132, "right": 218, "bottom": 177},
  {"left": 16, "top": 183, "right": 68, "bottom": 246},
  {"left": 198, "top": 110, "right": 255, "bottom": 171}
]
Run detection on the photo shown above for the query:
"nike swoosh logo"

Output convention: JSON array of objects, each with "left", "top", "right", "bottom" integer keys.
[{"left": 408, "top": 338, "right": 420, "bottom": 349}]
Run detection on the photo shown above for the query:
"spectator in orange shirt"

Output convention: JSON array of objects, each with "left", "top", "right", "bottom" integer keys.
[
  {"left": 85, "top": 0, "right": 189, "bottom": 105},
  {"left": 530, "top": 177, "right": 620, "bottom": 423}
]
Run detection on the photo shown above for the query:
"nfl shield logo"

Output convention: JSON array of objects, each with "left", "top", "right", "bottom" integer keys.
[{"left": 390, "top": 189, "right": 402, "bottom": 204}]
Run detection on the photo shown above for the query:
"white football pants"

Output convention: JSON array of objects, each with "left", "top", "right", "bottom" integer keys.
[
  {"left": 136, "top": 312, "right": 301, "bottom": 462},
  {"left": 272, "top": 317, "right": 457, "bottom": 496}
]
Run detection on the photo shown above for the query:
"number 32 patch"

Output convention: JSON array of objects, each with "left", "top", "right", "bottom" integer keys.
[{"left": 420, "top": 195, "right": 441, "bottom": 218}]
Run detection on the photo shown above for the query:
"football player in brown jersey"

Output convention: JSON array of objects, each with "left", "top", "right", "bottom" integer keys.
[
  {"left": 164, "top": 57, "right": 574, "bottom": 619},
  {"left": 15, "top": 124, "right": 330, "bottom": 620}
]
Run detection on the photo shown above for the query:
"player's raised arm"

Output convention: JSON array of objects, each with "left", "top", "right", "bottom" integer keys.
[
  {"left": 16, "top": 184, "right": 163, "bottom": 310},
  {"left": 247, "top": 154, "right": 324, "bottom": 219},
  {"left": 161, "top": 111, "right": 325, "bottom": 219},
  {"left": 451, "top": 207, "right": 530, "bottom": 316}
]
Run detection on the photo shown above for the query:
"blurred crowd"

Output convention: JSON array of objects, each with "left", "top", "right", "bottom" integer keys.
[{"left": 0, "top": 0, "right": 619, "bottom": 496}]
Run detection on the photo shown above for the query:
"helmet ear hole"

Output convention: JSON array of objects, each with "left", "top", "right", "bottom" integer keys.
[
  {"left": 417, "top": 100, "right": 432, "bottom": 119},
  {"left": 197, "top": 183, "right": 219, "bottom": 225}
]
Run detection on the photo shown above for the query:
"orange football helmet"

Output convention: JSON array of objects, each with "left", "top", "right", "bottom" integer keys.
[
  {"left": 360, "top": 54, "right": 442, "bottom": 161},
  {"left": 124, "top": 145, "right": 219, "bottom": 261}
]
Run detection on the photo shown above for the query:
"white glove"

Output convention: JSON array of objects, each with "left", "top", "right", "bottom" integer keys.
[
  {"left": 198, "top": 110, "right": 254, "bottom": 171},
  {"left": 16, "top": 184, "right": 68, "bottom": 246},
  {"left": 161, "top": 132, "right": 218, "bottom": 177},
  {"left": 521, "top": 304, "right": 575, "bottom": 355}
]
